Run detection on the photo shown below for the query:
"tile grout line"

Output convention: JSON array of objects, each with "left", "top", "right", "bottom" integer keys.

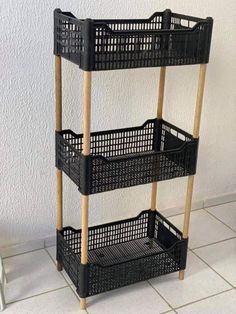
[
  {"left": 147, "top": 280, "right": 177, "bottom": 313},
  {"left": 203, "top": 198, "right": 236, "bottom": 209},
  {"left": 2, "top": 247, "right": 45, "bottom": 260},
  {"left": 6, "top": 286, "right": 68, "bottom": 306},
  {"left": 163, "top": 197, "right": 236, "bottom": 220},
  {"left": 173, "top": 287, "right": 234, "bottom": 311},
  {"left": 163, "top": 207, "right": 202, "bottom": 219},
  {"left": 161, "top": 310, "right": 177, "bottom": 314},
  {"left": 44, "top": 248, "right": 72, "bottom": 286},
  {"left": 190, "top": 249, "right": 235, "bottom": 288},
  {"left": 3, "top": 248, "right": 73, "bottom": 307},
  {"left": 203, "top": 207, "right": 236, "bottom": 234},
  {"left": 191, "top": 235, "right": 236, "bottom": 250},
  {"left": 67, "top": 284, "right": 89, "bottom": 314},
  {"left": 44, "top": 243, "right": 56, "bottom": 249},
  {"left": 44, "top": 248, "right": 89, "bottom": 313}
]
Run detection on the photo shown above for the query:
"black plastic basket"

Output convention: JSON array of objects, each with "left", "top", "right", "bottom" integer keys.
[
  {"left": 56, "top": 119, "right": 198, "bottom": 195},
  {"left": 54, "top": 8, "right": 213, "bottom": 71},
  {"left": 57, "top": 210, "right": 187, "bottom": 297}
]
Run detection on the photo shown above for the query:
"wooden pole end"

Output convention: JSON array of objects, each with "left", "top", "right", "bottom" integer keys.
[
  {"left": 57, "top": 261, "right": 63, "bottom": 272},
  {"left": 179, "top": 270, "right": 185, "bottom": 280},
  {"left": 80, "top": 298, "right": 86, "bottom": 310}
]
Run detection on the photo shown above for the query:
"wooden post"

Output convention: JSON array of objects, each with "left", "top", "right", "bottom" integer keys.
[
  {"left": 179, "top": 64, "right": 207, "bottom": 280},
  {"left": 80, "top": 71, "right": 92, "bottom": 310},
  {"left": 55, "top": 55, "right": 63, "bottom": 271},
  {"left": 150, "top": 67, "right": 166, "bottom": 211}
]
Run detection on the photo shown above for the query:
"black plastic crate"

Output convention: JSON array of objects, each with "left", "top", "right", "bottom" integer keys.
[
  {"left": 54, "top": 8, "right": 213, "bottom": 71},
  {"left": 57, "top": 210, "right": 188, "bottom": 297},
  {"left": 56, "top": 119, "right": 198, "bottom": 194}
]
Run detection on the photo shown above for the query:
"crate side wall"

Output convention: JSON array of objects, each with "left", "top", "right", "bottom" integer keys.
[{"left": 56, "top": 120, "right": 198, "bottom": 194}]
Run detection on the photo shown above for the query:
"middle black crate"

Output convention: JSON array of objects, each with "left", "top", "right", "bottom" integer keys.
[{"left": 56, "top": 118, "right": 198, "bottom": 194}]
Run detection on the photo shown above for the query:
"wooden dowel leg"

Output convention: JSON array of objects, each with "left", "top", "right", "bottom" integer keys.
[
  {"left": 179, "top": 270, "right": 185, "bottom": 280},
  {"left": 179, "top": 175, "right": 194, "bottom": 280},
  {"left": 156, "top": 67, "right": 166, "bottom": 119},
  {"left": 151, "top": 182, "right": 157, "bottom": 210},
  {"left": 55, "top": 56, "right": 62, "bottom": 131},
  {"left": 80, "top": 71, "right": 92, "bottom": 310},
  {"left": 193, "top": 64, "right": 207, "bottom": 138},
  {"left": 150, "top": 67, "right": 166, "bottom": 212},
  {"left": 55, "top": 55, "right": 63, "bottom": 272},
  {"left": 80, "top": 298, "right": 86, "bottom": 310},
  {"left": 179, "top": 64, "right": 207, "bottom": 280},
  {"left": 182, "top": 176, "right": 195, "bottom": 239}
]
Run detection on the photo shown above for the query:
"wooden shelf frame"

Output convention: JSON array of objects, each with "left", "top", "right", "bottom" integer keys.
[{"left": 55, "top": 56, "right": 207, "bottom": 308}]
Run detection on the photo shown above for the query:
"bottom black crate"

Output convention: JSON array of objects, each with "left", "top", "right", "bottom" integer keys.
[{"left": 57, "top": 210, "right": 188, "bottom": 297}]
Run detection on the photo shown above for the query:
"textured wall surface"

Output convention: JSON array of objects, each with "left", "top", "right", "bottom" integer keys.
[{"left": 1, "top": 0, "right": 236, "bottom": 247}]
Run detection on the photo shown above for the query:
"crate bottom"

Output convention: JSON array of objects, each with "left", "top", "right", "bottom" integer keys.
[
  {"left": 62, "top": 237, "right": 180, "bottom": 296},
  {"left": 87, "top": 237, "right": 164, "bottom": 267},
  {"left": 94, "top": 50, "right": 202, "bottom": 70}
]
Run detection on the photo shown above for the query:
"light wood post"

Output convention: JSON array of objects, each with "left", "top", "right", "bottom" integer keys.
[
  {"left": 150, "top": 67, "right": 166, "bottom": 211},
  {"left": 80, "top": 71, "right": 92, "bottom": 310},
  {"left": 179, "top": 64, "right": 207, "bottom": 280},
  {"left": 55, "top": 55, "right": 63, "bottom": 272}
]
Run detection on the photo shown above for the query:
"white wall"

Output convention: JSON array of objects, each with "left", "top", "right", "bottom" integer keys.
[{"left": 1, "top": 0, "right": 236, "bottom": 247}]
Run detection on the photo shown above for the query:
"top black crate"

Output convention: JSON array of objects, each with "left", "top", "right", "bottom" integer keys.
[{"left": 54, "top": 9, "right": 213, "bottom": 71}]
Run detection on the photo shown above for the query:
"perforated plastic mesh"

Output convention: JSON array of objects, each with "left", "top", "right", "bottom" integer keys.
[
  {"left": 56, "top": 119, "right": 198, "bottom": 194},
  {"left": 57, "top": 210, "right": 187, "bottom": 297},
  {"left": 54, "top": 9, "right": 213, "bottom": 70},
  {"left": 54, "top": 10, "right": 85, "bottom": 66}
]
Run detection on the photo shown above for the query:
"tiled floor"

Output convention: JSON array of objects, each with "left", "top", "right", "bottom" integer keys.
[{"left": 2, "top": 202, "right": 236, "bottom": 313}]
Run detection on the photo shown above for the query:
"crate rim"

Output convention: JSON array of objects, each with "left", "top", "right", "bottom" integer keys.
[
  {"left": 56, "top": 118, "right": 197, "bottom": 162},
  {"left": 59, "top": 209, "right": 183, "bottom": 237},
  {"left": 57, "top": 134, "right": 195, "bottom": 163},
  {"left": 54, "top": 8, "right": 212, "bottom": 36},
  {"left": 59, "top": 118, "right": 194, "bottom": 139},
  {"left": 92, "top": 21, "right": 212, "bottom": 37}
]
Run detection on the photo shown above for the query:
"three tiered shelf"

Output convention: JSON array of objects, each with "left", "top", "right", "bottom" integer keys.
[{"left": 54, "top": 8, "right": 213, "bottom": 309}]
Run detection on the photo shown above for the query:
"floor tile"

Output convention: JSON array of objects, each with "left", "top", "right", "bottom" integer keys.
[
  {"left": 87, "top": 281, "right": 171, "bottom": 314},
  {"left": 194, "top": 238, "right": 236, "bottom": 286},
  {"left": 169, "top": 210, "right": 235, "bottom": 249},
  {"left": 3, "top": 249, "right": 67, "bottom": 303},
  {"left": 46, "top": 246, "right": 72, "bottom": 284},
  {"left": 149, "top": 252, "right": 230, "bottom": 308},
  {"left": 3, "top": 287, "right": 84, "bottom": 313},
  {"left": 176, "top": 289, "right": 236, "bottom": 314},
  {"left": 206, "top": 202, "right": 236, "bottom": 232}
]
